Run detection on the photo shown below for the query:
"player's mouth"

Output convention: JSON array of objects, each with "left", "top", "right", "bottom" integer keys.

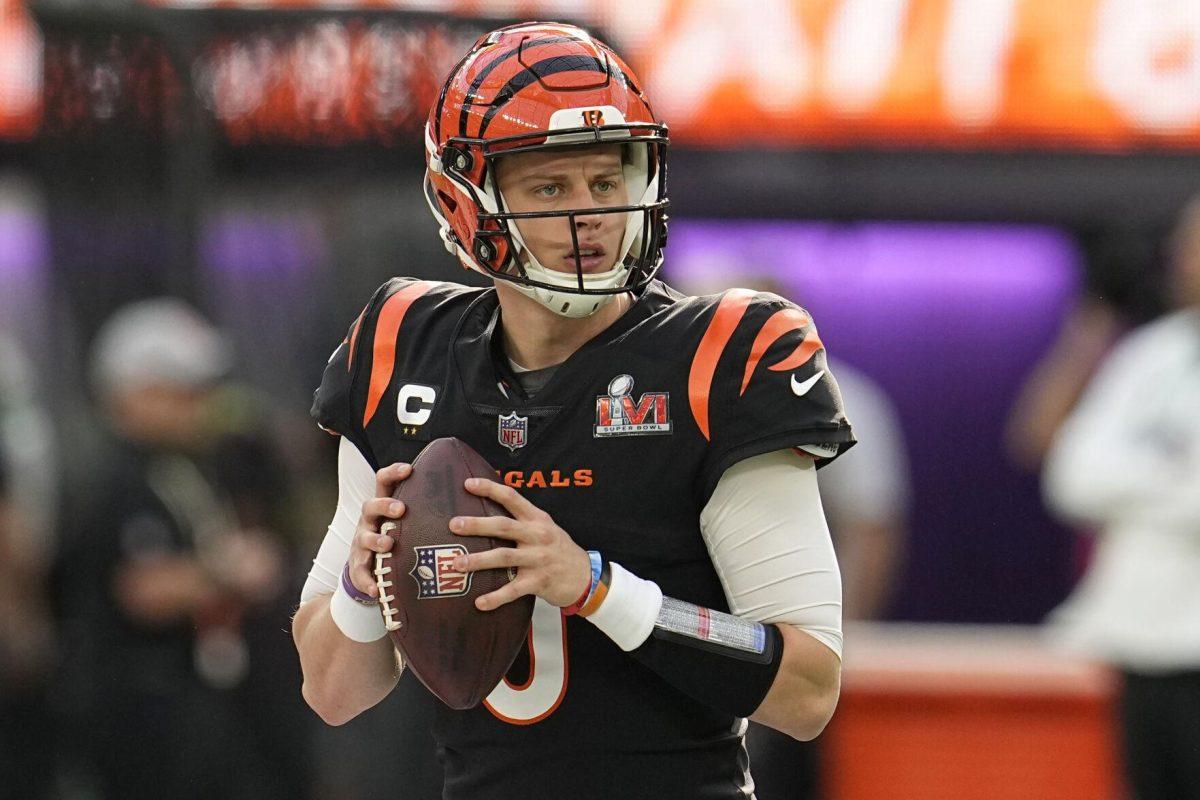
[{"left": 566, "top": 242, "right": 609, "bottom": 273}]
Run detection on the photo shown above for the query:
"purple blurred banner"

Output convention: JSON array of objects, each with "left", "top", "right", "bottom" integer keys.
[
  {"left": 200, "top": 211, "right": 326, "bottom": 277},
  {"left": 665, "top": 220, "right": 1083, "bottom": 623},
  {"left": 0, "top": 205, "right": 47, "bottom": 277}
]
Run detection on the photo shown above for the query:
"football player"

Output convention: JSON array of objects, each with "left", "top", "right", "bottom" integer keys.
[{"left": 293, "top": 22, "right": 854, "bottom": 799}]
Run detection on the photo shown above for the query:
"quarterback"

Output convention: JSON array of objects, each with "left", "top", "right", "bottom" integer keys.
[{"left": 293, "top": 22, "right": 853, "bottom": 799}]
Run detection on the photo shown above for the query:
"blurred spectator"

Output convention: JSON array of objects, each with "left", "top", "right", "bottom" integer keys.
[
  {"left": 1004, "top": 297, "right": 1125, "bottom": 588},
  {"left": 0, "top": 334, "right": 58, "bottom": 565},
  {"left": 1007, "top": 226, "right": 1165, "bottom": 473},
  {"left": 0, "top": 333, "right": 57, "bottom": 799},
  {"left": 1005, "top": 298, "right": 1124, "bottom": 471},
  {"left": 55, "top": 298, "right": 310, "bottom": 800},
  {"left": 1042, "top": 195, "right": 1200, "bottom": 800},
  {"left": 0, "top": 441, "right": 57, "bottom": 799}
]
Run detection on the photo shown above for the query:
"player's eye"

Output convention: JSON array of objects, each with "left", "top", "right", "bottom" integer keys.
[
  {"left": 533, "top": 184, "right": 561, "bottom": 198},
  {"left": 592, "top": 180, "right": 616, "bottom": 194}
]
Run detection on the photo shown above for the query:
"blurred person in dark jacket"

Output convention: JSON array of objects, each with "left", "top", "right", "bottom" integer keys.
[
  {"left": 56, "top": 298, "right": 310, "bottom": 800},
  {"left": 0, "top": 334, "right": 58, "bottom": 576},
  {"left": 0, "top": 446, "right": 57, "bottom": 799},
  {"left": 1042, "top": 196, "right": 1200, "bottom": 800},
  {"left": 0, "top": 333, "right": 57, "bottom": 799}
]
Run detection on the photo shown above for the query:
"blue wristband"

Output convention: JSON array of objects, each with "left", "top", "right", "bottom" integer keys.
[{"left": 583, "top": 550, "right": 603, "bottom": 607}]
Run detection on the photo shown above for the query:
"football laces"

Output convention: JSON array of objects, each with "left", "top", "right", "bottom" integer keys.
[{"left": 374, "top": 544, "right": 402, "bottom": 631}]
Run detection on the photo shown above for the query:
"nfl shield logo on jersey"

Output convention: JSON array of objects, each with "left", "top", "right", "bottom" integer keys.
[
  {"left": 594, "top": 374, "right": 672, "bottom": 437},
  {"left": 497, "top": 411, "right": 528, "bottom": 451},
  {"left": 410, "top": 545, "right": 472, "bottom": 599}
]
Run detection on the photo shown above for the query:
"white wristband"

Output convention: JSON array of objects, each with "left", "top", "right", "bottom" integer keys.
[
  {"left": 584, "top": 562, "right": 663, "bottom": 651},
  {"left": 329, "top": 579, "right": 389, "bottom": 643}
]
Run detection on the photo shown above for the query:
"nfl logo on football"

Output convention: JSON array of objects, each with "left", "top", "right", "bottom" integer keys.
[
  {"left": 497, "top": 411, "right": 528, "bottom": 451},
  {"left": 410, "top": 544, "right": 472, "bottom": 599},
  {"left": 594, "top": 374, "right": 672, "bottom": 437}
]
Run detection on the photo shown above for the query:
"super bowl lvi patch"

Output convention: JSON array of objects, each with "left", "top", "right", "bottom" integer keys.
[{"left": 594, "top": 374, "right": 672, "bottom": 437}]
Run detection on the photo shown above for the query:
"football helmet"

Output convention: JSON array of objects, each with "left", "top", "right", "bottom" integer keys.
[{"left": 424, "top": 22, "right": 669, "bottom": 318}]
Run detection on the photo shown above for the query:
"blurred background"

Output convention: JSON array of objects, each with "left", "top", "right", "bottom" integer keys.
[{"left": 1, "top": 1, "right": 1198, "bottom": 798}]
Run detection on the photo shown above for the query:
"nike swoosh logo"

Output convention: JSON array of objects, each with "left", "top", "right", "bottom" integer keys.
[{"left": 791, "top": 370, "right": 825, "bottom": 397}]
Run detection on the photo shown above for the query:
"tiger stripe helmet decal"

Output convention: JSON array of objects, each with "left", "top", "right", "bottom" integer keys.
[{"left": 423, "top": 22, "right": 669, "bottom": 319}]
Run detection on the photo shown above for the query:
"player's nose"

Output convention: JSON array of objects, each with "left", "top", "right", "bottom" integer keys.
[
  {"left": 570, "top": 192, "right": 605, "bottom": 230},
  {"left": 573, "top": 211, "right": 603, "bottom": 231}
]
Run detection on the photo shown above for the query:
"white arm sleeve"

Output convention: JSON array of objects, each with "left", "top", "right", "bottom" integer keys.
[
  {"left": 300, "top": 436, "right": 378, "bottom": 604},
  {"left": 699, "top": 449, "right": 843, "bottom": 659}
]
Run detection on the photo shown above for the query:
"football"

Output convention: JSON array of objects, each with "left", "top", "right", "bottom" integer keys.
[{"left": 375, "top": 437, "right": 534, "bottom": 710}]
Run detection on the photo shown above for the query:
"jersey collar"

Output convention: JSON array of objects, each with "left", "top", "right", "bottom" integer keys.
[{"left": 452, "top": 281, "right": 667, "bottom": 409}]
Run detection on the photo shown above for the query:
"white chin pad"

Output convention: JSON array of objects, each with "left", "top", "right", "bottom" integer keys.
[{"left": 512, "top": 282, "right": 615, "bottom": 318}]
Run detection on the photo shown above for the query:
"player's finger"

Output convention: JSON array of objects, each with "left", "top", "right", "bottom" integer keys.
[
  {"left": 355, "top": 526, "right": 396, "bottom": 555},
  {"left": 463, "top": 478, "right": 542, "bottom": 520},
  {"left": 361, "top": 497, "right": 406, "bottom": 527},
  {"left": 475, "top": 578, "right": 532, "bottom": 611},
  {"left": 345, "top": 538, "right": 391, "bottom": 599},
  {"left": 375, "top": 462, "right": 413, "bottom": 498},
  {"left": 452, "top": 545, "right": 521, "bottom": 573},
  {"left": 349, "top": 561, "right": 381, "bottom": 599},
  {"left": 449, "top": 514, "right": 523, "bottom": 540}
]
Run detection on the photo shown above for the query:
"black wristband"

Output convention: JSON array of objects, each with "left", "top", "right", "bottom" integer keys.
[{"left": 629, "top": 620, "right": 784, "bottom": 718}]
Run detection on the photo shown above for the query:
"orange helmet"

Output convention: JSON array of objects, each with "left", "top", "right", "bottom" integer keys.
[{"left": 423, "top": 22, "right": 669, "bottom": 317}]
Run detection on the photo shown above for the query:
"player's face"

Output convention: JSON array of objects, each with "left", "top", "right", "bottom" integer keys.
[
  {"left": 1169, "top": 201, "right": 1200, "bottom": 309},
  {"left": 495, "top": 144, "right": 628, "bottom": 275},
  {"left": 109, "top": 383, "right": 214, "bottom": 451}
]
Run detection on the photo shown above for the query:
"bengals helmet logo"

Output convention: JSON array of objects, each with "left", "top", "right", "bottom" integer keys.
[{"left": 581, "top": 109, "right": 606, "bottom": 127}]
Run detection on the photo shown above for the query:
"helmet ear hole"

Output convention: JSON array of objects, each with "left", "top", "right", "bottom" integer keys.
[
  {"left": 473, "top": 237, "right": 495, "bottom": 264},
  {"left": 437, "top": 191, "right": 458, "bottom": 214},
  {"left": 443, "top": 146, "right": 474, "bottom": 175}
]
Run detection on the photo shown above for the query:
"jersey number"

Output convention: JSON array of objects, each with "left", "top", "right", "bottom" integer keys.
[{"left": 483, "top": 599, "right": 569, "bottom": 725}]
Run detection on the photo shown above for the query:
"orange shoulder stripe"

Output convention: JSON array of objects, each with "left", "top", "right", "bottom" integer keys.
[
  {"left": 362, "top": 281, "right": 435, "bottom": 429},
  {"left": 740, "top": 307, "right": 810, "bottom": 395},
  {"left": 766, "top": 319, "right": 824, "bottom": 373},
  {"left": 688, "top": 289, "right": 754, "bottom": 441}
]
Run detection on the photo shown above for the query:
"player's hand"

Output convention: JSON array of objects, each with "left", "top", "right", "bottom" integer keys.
[
  {"left": 348, "top": 462, "right": 413, "bottom": 598},
  {"left": 450, "top": 478, "right": 591, "bottom": 611}
]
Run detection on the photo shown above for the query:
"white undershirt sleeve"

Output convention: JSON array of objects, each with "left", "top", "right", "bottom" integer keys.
[
  {"left": 699, "top": 449, "right": 843, "bottom": 659},
  {"left": 300, "top": 436, "right": 378, "bottom": 604}
]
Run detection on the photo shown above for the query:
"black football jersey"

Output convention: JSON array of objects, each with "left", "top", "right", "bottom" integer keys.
[{"left": 312, "top": 278, "right": 854, "bottom": 800}]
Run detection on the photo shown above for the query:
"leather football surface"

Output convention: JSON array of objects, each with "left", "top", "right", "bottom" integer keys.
[{"left": 376, "top": 437, "right": 534, "bottom": 710}]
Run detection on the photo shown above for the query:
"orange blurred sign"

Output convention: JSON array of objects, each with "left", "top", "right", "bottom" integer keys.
[
  {"left": 27, "top": 0, "right": 1200, "bottom": 150},
  {"left": 0, "top": 0, "right": 41, "bottom": 140},
  {"left": 624, "top": 0, "right": 1200, "bottom": 150}
]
